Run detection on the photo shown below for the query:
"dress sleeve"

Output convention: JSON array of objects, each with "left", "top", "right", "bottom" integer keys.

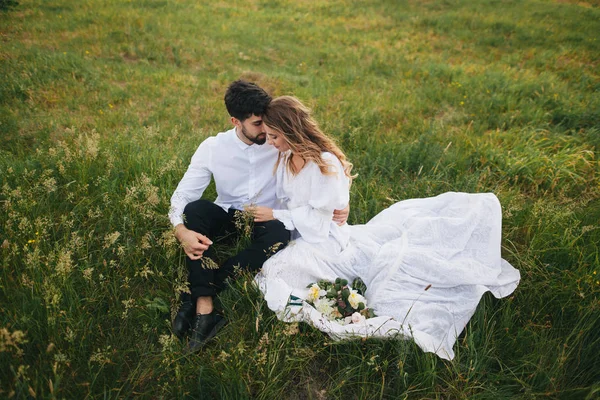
[
  {"left": 273, "top": 153, "right": 349, "bottom": 243},
  {"left": 168, "top": 139, "right": 213, "bottom": 227}
]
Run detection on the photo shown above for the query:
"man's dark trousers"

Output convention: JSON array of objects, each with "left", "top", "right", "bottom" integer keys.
[{"left": 182, "top": 199, "right": 290, "bottom": 299}]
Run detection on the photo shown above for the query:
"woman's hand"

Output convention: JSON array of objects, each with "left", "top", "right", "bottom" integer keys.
[
  {"left": 333, "top": 204, "right": 350, "bottom": 226},
  {"left": 247, "top": 206, "right": 275, "bottom": 222}
]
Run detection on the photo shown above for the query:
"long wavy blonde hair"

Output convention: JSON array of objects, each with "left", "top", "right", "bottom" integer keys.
[{"left": 262, "top": 96, "right": 354, "bottom": 181}]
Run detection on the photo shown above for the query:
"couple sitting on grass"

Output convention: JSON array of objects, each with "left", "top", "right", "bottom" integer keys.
[{"left": 168, "top": 80, "right": 520, "bottom": 360}]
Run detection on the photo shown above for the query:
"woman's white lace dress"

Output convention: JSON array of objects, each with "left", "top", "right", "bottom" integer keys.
[{"left": 255, "top": 152, "right": 520, "bottom": 360}]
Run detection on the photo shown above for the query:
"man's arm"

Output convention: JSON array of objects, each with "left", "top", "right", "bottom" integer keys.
[
  {"left": 169, "top": 140, "right": 214, "bottom": 227},
  {"left": 169, "top": 140, "right": 215, "bottom": 256}
]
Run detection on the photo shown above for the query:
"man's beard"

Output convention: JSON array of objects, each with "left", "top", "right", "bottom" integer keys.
[{"left": 241, "top": 125, "right": 266, "bottom": 145}]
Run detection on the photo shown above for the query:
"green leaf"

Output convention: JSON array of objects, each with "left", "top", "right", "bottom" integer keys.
[
  {"left": 352, "top": 277, "right": 368, "bottom": 295},
  {"left": 341, "top": 288, "right": 350, "bottom": 300}
]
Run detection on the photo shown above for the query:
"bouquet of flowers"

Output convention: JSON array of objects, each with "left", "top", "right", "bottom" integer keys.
[{"left": 305, "top": 277, "right": 376, "bottom": 325}]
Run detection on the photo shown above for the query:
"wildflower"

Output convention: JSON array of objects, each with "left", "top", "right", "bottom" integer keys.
[
  {"left": 174, "top": 281, "right": 191, "bottom": 295},
  {"left": 200, "top": 257, "right": 219, "bottom": 270},
  {"left": 136, "top": 264, "right": 154, "bottom": 279},
  {"left": 158, "top": 158, "right": 178, "bottom": 177},
  {"left": 236, "top": 341, "right": 246, "bottom": 355},
  {"left": 218, "top": 350, "right": 231, "bottom": 362},
  {"left": 103, "top": 232, "right": 121, "bottom": 249},
  {"left": 20, "top": 274, "right": 34, "bottom": 288},
  {"left": 88, "top": 207, "right": 101, "bottom": 219},
  {"left": 255, "top": 333, "right": 269, "bottom": 366},
  {"left": 120, "top": 276, "right": 130, "bottom": 289},
  {"left": 0, "top": 328, "right": 28, "bottom": 354},
  {"left": 89, "top": 346, "right": 112, "bottom": 365},
  {"left": 265, "top": 241, "right": 283, "bottom": 258},
  {"left": 64, "top": 327, "right": 75, "bottom": 343},
  {"left": 55, "top": 250, "right": 73, "bottom": 277},
  {"left": 141, "top": 233, "right": 153, "bottom": 250},
  {"left": 158, "top": 334, "right": 176, "bottom": 352},
  {"left": 234, "top": 209, "right": 253, "bottom": 237},
  {"left": 282, "top": 323, "right": 299, "bottom": 336},
  {"left": 54, "top": 352, "right": 70, "bottom": 365},
  {"left": 16, "top": 364, "right": 28, "bottom": 380}
]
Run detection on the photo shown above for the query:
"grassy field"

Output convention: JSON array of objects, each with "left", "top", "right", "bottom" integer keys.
[{"left": 1, "top": 0, "right": 599, "bottom": 398}]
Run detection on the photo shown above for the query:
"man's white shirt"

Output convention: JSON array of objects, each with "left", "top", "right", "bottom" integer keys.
[{"left": 169, "top": 127, "right": 280, "bottom": 227}]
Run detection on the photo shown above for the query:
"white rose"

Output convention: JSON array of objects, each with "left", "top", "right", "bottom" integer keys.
[{"left": 351, "top": 312, "right": 366, "bottom": 324}]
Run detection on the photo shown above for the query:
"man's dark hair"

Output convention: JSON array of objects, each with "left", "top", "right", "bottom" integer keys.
[{"left": 224, "top": 80, "right": 272, "bottom": 121}]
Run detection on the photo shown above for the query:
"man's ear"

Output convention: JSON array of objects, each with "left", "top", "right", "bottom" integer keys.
[{"left": 231, "top": 117, "right": 241, "bottom": 128}]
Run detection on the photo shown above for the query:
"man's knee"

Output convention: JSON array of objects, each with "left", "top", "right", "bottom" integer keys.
[{"left": 183, "top": 199, "right": 214, "bottom": 222}]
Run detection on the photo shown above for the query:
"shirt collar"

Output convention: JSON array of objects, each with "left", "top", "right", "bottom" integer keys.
[{"left": 233, "top": 126, "right": 254, "bottom": 151}]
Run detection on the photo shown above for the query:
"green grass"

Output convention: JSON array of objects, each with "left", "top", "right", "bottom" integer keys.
[{"left": 1, "top": 0, "right": 599, "bottom": 398}]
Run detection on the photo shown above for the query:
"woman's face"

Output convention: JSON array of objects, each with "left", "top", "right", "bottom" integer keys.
[{"left": 265, "top": 124, "right": 291, "bottom": 152}]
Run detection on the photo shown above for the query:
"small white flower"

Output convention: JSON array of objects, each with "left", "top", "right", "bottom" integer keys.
[
  {"left": 348, "top": 290, "right": 366, "bottom": 309},
  {"left": 351, "top": 312, "right": 366, "bottom": 324},
  {"left": 314, "top": 298, "right": 335, "bottom": 318}
]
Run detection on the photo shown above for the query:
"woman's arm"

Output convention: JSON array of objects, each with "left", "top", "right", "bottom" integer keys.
[{"left": 251, "top": 153, "right": 349, "bottom": 243}]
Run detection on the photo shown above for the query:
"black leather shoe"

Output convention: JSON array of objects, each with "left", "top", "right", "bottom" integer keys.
[
  {"left": 186, "top": 312, "right": 227, "bottom": 354},
  {"left": 172, "top": 298, "right": 195, "bottom": 339}
]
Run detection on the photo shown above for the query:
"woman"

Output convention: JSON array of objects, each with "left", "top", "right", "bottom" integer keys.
[{"left": 249, "top": 96, "right": 520, "bottom": 360}]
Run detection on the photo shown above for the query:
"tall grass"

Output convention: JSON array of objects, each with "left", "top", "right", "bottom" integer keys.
[{"left": 1, "top": 0, "right": 599, "bottom": 398}]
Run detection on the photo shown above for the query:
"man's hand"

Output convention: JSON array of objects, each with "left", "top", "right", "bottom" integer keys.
[
  {"left": 332, "top": 204, "right": 350, "bottom": 226},
  {"left": 174, "top": 224, "right": 213, "bottom": 260},
  {"left": 246, "top": 206, "right": 274, "bottom": 222}
]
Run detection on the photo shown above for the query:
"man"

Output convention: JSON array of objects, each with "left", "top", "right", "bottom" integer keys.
[{"left": 169, "top": 80, "right": 347, "bottom": 353}]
